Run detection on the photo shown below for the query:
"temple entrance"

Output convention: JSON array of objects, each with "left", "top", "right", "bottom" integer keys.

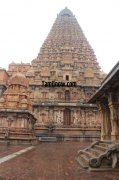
[{"left": 63, "top": 108, "right": 71, "bottom": 125}]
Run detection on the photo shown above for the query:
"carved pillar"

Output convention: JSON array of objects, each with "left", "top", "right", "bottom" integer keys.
[
  {"left": 98, "top": 101, "right": 111, "bottom": 141},
  {"left": 108, "top": 93, "right": 119, "bottom": 141}
]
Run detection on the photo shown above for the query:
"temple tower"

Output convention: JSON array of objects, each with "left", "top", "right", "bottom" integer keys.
[{"left": 8, "top": 7, "right": 105, "bottom": 140}]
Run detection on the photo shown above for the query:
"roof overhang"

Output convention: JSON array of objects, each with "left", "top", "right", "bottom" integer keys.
[{"left": 89, "top": 61, "right": 119, "bottom": 103}]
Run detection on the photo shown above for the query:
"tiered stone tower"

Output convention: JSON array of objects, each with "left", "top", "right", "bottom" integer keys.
[
  {"left": 0, "top": 73, "right": 37, "bottom": 144},
  {"left": 7, "top": 7, "right": 105, "bottom": 140}
]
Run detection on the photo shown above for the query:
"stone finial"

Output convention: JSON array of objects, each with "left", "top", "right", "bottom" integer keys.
[{"left": 9, "top": 73, "right": 29, "bottom": 87}]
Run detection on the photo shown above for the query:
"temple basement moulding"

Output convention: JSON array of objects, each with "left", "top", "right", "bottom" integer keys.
[{"left": 1, "top": 7, "right": 106, "bottom": 142}]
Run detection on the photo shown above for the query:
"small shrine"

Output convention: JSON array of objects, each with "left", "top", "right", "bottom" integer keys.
[{"left": 0, "top": 73, "right": 37, "bottom": 145}]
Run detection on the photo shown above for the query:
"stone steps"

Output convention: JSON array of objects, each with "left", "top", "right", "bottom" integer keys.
[
  {"left": 99, "top": 142, "right": 111, "bottom": 148},
  {"left": 81, "top": 150, "right": 95, "bottom": 159},
  {"left": 76, "top": 141, "right": 116, "bottom": 171},
  {"left": 94, "top": 144, "right": 108, "bottom": 152},
  {"left": 76, "top": 154, "right": 89, "bottom": 169},
  {"left": 88, "top": 147, "right": 102, "bottom": 156}
]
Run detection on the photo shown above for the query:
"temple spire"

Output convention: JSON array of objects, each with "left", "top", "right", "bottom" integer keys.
[
  {"left": 36, "top": 8, "right": 97, "bottom": 65},
  {"left": 31, "top": 8, "right": 105, "bottom": 86}
]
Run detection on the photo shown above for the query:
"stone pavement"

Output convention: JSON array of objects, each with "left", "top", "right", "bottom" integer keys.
[
  {"left": 0, "top": 142, "right": 119, "bottom": 180},
  {"left": 0, "top": 146, "right": 34, "bottom": 164},
  {"left": 0, "top": 145, "right": 28, "bottom": 159}
]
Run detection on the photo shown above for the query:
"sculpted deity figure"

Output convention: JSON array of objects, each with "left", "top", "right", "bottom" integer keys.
[
  {"left": 56, "top": 111, "right": 63, "bottom": 124},
  {"left": 73, "top": 112, "right": 78, "bottom": 125}
]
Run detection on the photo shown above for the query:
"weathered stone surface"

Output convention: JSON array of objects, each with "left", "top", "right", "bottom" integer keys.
[
  {"left": 89, "top": 61, "right": 119, "bottom": 142},
  {"left": 77, "top": 61, "right": 119, "bottom": 171},
  {"left": 0, "top": 142, "right": 119, "bottom": 179},
  {"left": 1, "top": 7, "right": 106, "bottom": 138},
  {"left": 77, "top": 140, "right": 119, "bottom": 171},
  {"left": 0, "top": 73, "right": 37, "bottom": 144}
]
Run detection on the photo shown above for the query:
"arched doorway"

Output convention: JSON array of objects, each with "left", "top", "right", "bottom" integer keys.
[{"left": 63, "top": 108, "right": 71, "bottom": 125}]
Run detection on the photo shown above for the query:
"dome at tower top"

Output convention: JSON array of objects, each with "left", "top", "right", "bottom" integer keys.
[
  {"left": 9, "top": 73, "right": 29, "bottom": 87},
  {"left": 59, "top": 7, "right": 74, "bottom": 17}
]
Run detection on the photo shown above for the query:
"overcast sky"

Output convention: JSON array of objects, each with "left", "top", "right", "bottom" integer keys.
[{"left": 0, "top": 0, "right": 119, "bottom": 73}]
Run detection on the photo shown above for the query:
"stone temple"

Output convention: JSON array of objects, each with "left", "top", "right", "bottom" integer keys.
[{"left": 0, "top": 7, "right": 105, "bottom": 143}]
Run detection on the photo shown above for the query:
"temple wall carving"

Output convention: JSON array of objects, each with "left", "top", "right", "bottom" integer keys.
[
  {"left": 8, "top": 63, "right": 31, "bottom": 77},
  {"left": 0, "top": 73, "right": 37, "bottom": 144},
  {"left": 0, "top": 7, "right": 106, "bottom": 138},
  {"left": 29, "top": 86, "right": 98, "bottom": 103},
  {"left": 54, "top": 110, "right": 63, "bottom": 125},
  {"left": 34, "top": 107, "right": 100, "bottom": 129}
]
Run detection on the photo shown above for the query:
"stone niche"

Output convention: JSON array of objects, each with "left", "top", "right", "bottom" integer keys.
[
  {"left": 0, "top": 110, "right": 37, "bottom": 145},
  {"left": 84, "top": 68, "right": 94, "bottom": 78},
  {"left": 40, "top": 67, "right": 50, "bottom": 77},
  {"left": 63, "top": 53, "right": 73, "bottom": 64}
]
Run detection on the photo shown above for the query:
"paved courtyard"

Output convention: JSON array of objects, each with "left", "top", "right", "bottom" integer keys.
[{"left": 0, "top": 141, "right": 119, "bottom": 180}]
